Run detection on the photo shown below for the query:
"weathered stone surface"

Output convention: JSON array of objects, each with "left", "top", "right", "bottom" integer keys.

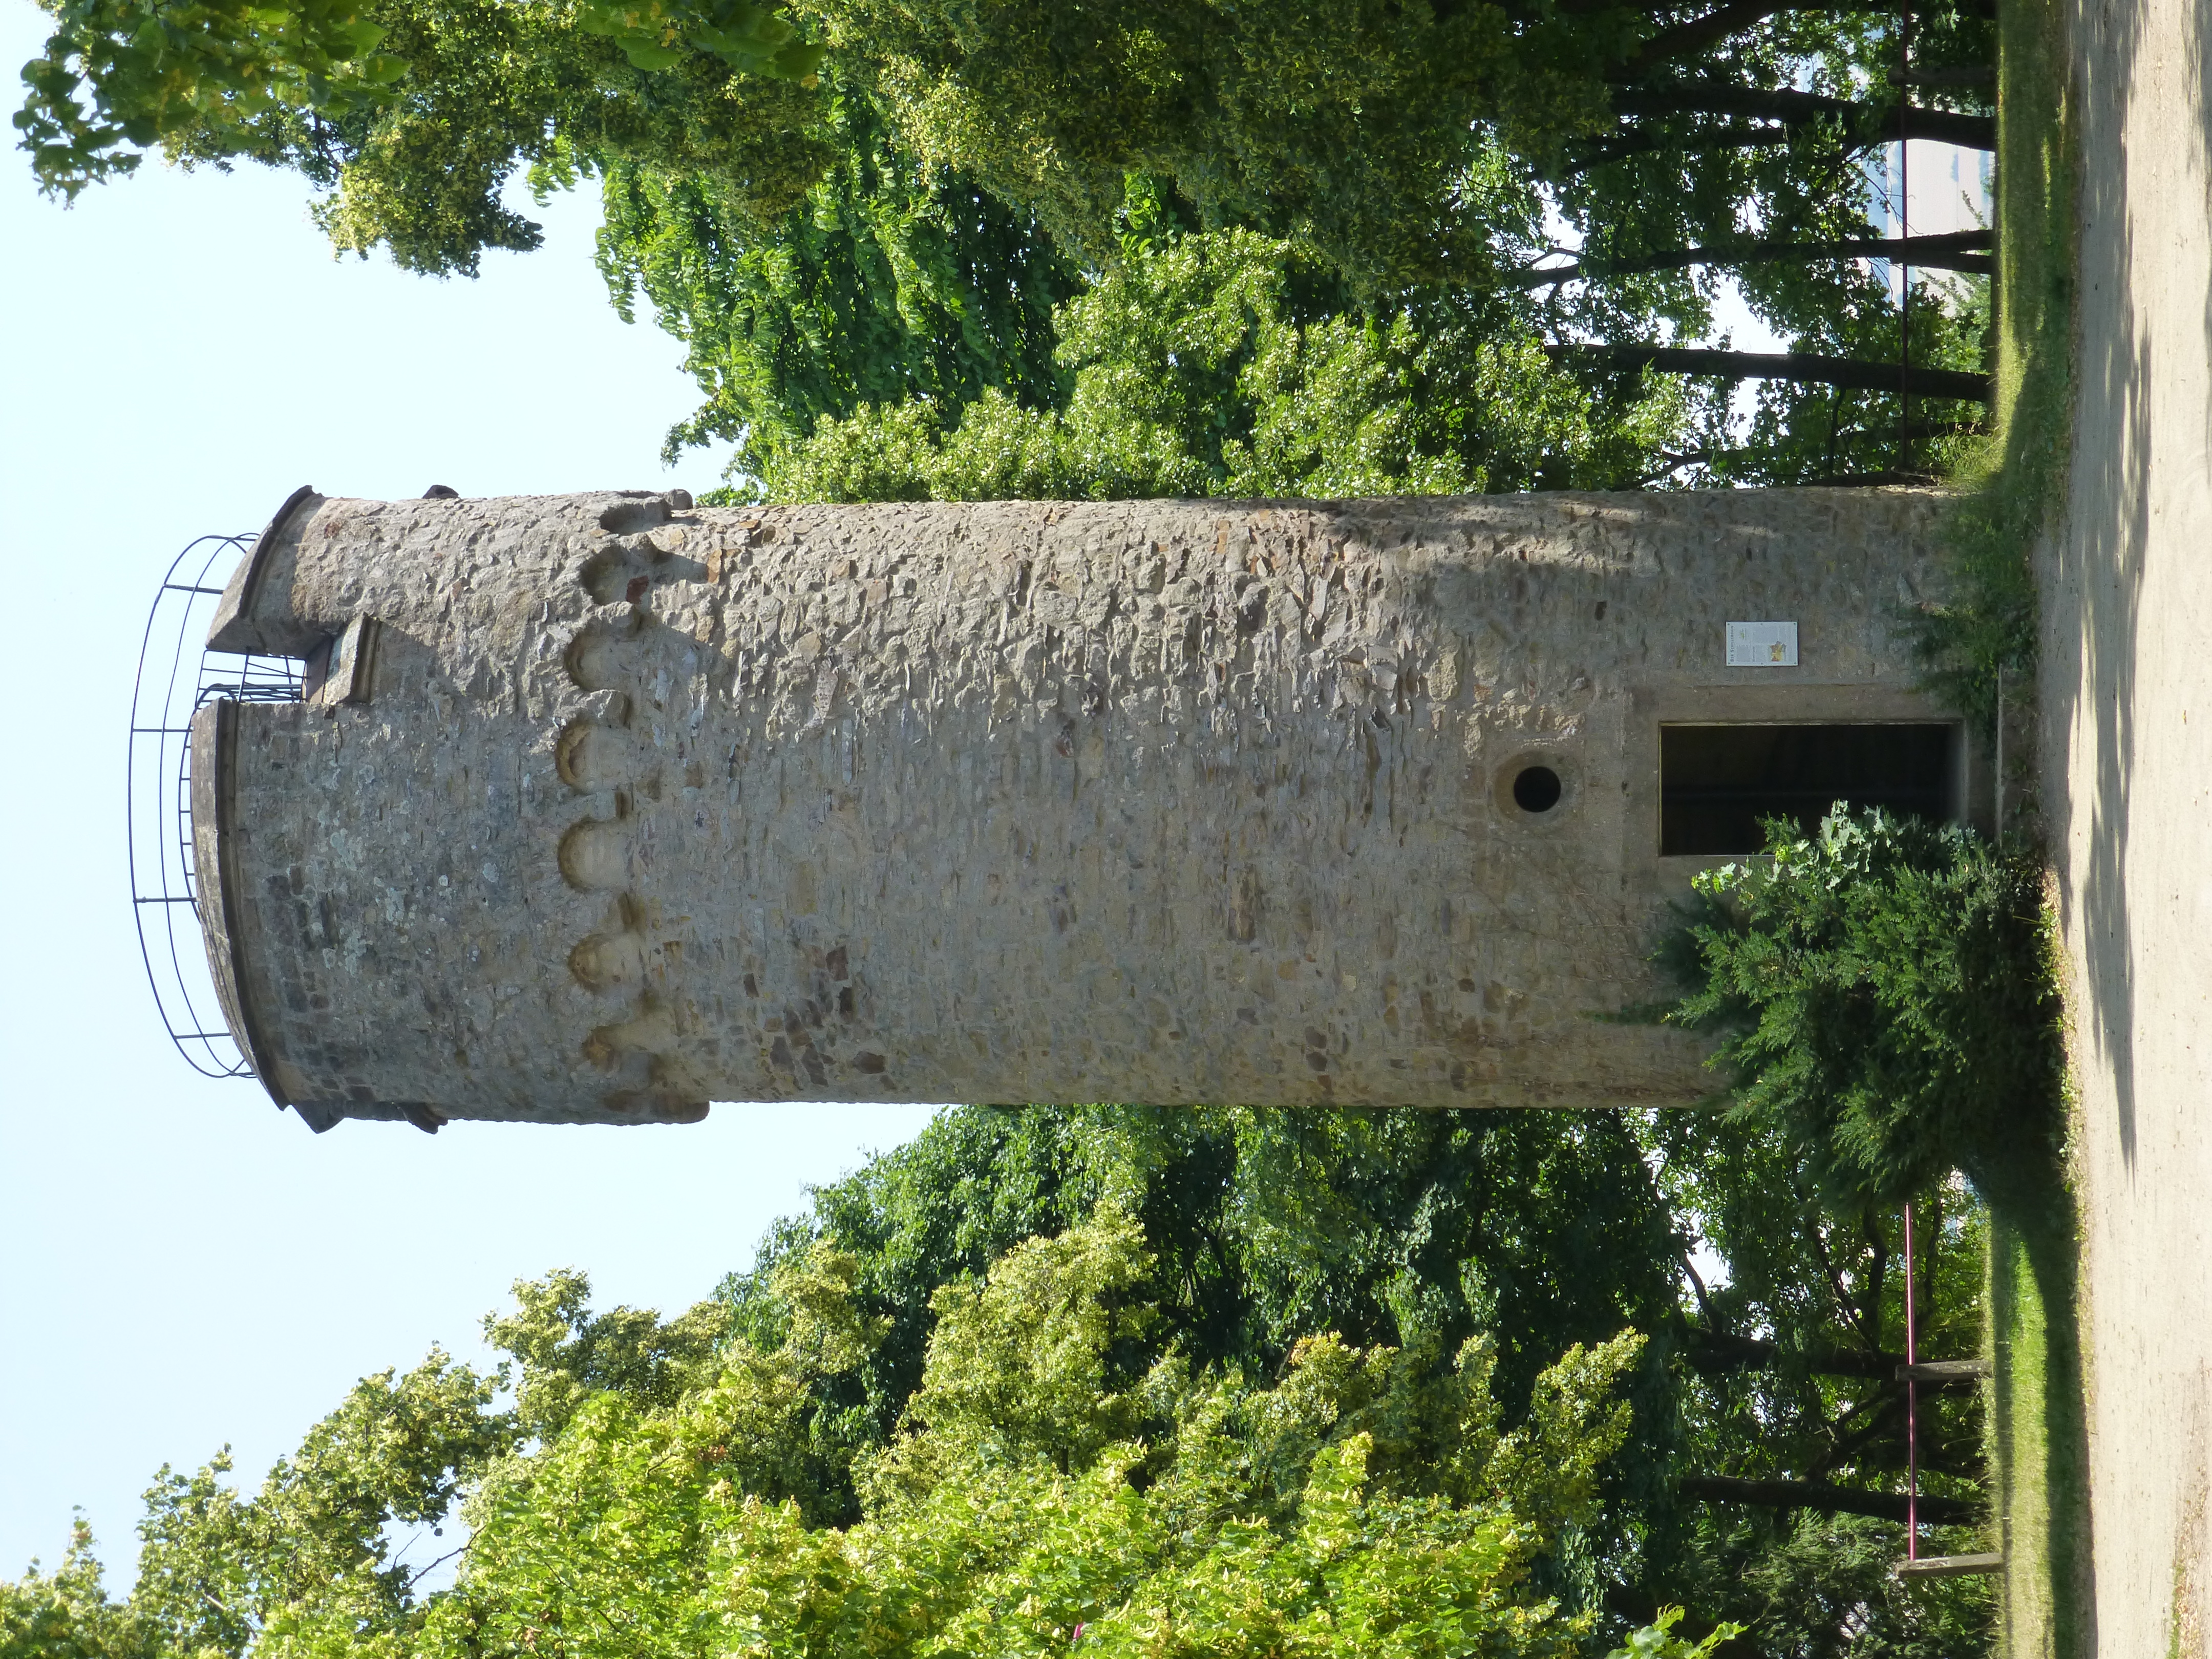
[{"left": 193, "top": 488, "right": 1958, "bottom": 1128}]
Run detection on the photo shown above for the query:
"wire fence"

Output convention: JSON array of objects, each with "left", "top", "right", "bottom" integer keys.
[{"left": 128, "top": 533, "right": 304, "bottom": 1079}]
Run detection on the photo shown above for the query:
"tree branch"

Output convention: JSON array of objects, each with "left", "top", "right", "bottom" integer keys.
[
  {"left": 1804, "top": 469, "right": 1941, "bottom": 486},
  {"left": 1678, "top": 1248, "right": 1724, "bottom": 1331},
  {"left": 1809, "top": 1223, "right": 1877, "bottom": 1349},
  {"left": 1682, "top": 1328, "right": 1904, "bottom": 1378},
  {"left": 1509, "top": 228, "right": 1992, "bottom": 288},
  {"left": 1634, "top": 449, "right": 1715, "bottom": 484},
  {"left": 1811, "top": 1399, "right": 1983, "bottom": 1482},
  {"left": 1686, "top": 1327, "right": 1995, "bottom": 1380},
  {"left": 1676, "top": 1474, "right": 1979, "bottom": 1523},
  {"left": 1623, "top": 0, "right": 1802, "bottom": 73},
  {"left": 1547, "top": 344, "right": 1990, "bottom": 400},
  {"left": 1621, "top": 0, "right": 1991, "bottom": 72},
  {"left": 1863, "top": 1215, "right": 1890, "bottom": 1356},
  {"left": 404, "top": 1542, "right": 471, "bottom": 1591},
  {"left": 1892, "top": 63, "right": 1997, "bottom": 87},
  {"left": 1562, "top": 127, "right": 1798, "bottom": 172},
  {"left": 1836, "top": 414, "right": 1994, "bottom": 441},
  {"left": 1607, "top": 84, "right": 1995, "bottom": 149}
]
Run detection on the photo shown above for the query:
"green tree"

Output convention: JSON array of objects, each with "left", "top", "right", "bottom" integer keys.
[
  {"left": 1603, "top": 804, "right": 2067, "bottom": 1652},
  {"left": 5, "top": 1216, "right": 1711, "bottom": 1659},
  {"left": 17, "top": 0, "right": 827, "bottom": 262},
  {"left": 433, "top": 1214, "right": 1662, "bottom": 1659},
  {"left": 1, "top": 1523, "right": 149, "bottom": 1659},
  {"left": 595, "top": 83, "right": 1079, "bottom": 483},
  {"left": 723, "top": 1098, "right": 2001, "bottom": 1654},
  {"left": 1664, "top": 806, "right": 2064, "bottom": 1211},
  {"left": 6, "top": 1103, "right": 1994, "bottom": 1657},
  {"left": 1632, "top": 1111, "right": 1999, "bottom": 1654},
  {"left": 20, "top": 0, "right": 1994, "bottom": 473},
  {"left": 755, "top": 227, "right": 1697, "bottom": 502},
  {"left": 728, "top": 1106, "right": 1686, "bottom": 1514}
]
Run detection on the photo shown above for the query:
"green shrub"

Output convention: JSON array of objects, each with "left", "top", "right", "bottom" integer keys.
[{"left": 1665, "top": 807, "right": 2063, "bottom": 1212}]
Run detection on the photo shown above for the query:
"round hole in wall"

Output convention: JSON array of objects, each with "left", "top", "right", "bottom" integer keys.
[
  {"left": 1512, "top": 765, "right": 1563, "bottom": 814},
  {"left": 1488, "top": 748, "right": 1579, "bottom": 828}
]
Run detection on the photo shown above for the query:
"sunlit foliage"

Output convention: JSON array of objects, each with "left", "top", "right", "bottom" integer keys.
[{"left": 2, "top": 1214, "right": 1727, "bottom": 1659}]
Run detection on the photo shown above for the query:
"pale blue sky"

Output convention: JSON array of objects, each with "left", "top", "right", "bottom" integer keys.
[{"left": 0, "top": 0, "right": 930, "bottom": 1583}]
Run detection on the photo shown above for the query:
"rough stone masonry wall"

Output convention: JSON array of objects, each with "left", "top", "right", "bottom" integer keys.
[{"left": 195, "top": 487, "right": 1948, "bottom": 1128}]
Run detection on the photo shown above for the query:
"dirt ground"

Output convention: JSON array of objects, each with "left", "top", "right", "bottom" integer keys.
[{"left": 2040, "top": 0, "right": 2212, "bottom": 1639}]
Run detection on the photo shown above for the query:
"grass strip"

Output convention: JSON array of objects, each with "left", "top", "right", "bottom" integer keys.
[
  {"left": 1985, "top": 1141, "right": 2091, "bottom": 1659},
  {"left": 1915, "top": 0, "right": 2078, "bottom": 762}
]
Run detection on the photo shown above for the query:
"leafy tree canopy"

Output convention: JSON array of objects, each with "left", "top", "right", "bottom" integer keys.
[
  {"left": 732, "top": 1101, "right": 1999, "bottom": 1653},
  {"left": 15, "top": 0, "right": 1739, "bottom": 276},
  {"left": 0, "top": 827, "right": 2037, "bottom": 1659},
  {"left": 3, "top": 1211, "right": 1734, "bottom": 1659},
  {"left": 3, "top": 1102, "right": 1999, "bottom": 1658},
  {"left": 20, "top": 0, "right": 1996, "bottom": 483},
  {"left": 593, "top": 85, "right": 1080, "bottom": 482},
  {"left": 752, "top": 227, "right": 1701, "bottom": 502}
]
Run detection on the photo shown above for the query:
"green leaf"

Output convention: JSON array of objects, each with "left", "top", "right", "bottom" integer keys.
[
  {"left": 768, "top": 39, "right": 822, "bottom": 79},
  {"left": 335, "top": 18, "right": 387, "bottom": 55},
  {"left": 618, "top": 36, "right": 687, "bottom": 69}
]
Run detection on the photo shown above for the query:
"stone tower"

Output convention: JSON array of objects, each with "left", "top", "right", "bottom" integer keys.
[{"left": 189, "top": 487, "right": 1967, "bottom": 1130}]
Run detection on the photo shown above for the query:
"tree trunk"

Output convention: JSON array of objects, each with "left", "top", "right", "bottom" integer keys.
[
  {"left": 1677, "top": 1475, "right": 1979, "bottom": 1523},
  {"left": 1511, "top": 229, "right": 1992, "bottom": 288},
  {"left": 1609, "top": 83, "right": 1995, "bottom": 150},
  {"left": 1895, "top": 63, "right": 1997, "bottom": 87},
  {"left": 1565, "top": 127, "right": 1795, "bottom": 172},
  {"left": 1548, "top": 344, "right": 1990, "bottom": 401},
  {"left": 1683, "top": 1330, "right": 1906, "bottom": 1378},
  {"left": 1621, "top": 0, "right": 1992, "bottom": 71},
  {"left": 1625, "top": 1, "right": 1814, "bottom": 73}
]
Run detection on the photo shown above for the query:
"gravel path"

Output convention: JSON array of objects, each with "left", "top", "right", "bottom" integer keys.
[{"left": 2041, "top": 0, "right": 2212, "bottom": 1638}]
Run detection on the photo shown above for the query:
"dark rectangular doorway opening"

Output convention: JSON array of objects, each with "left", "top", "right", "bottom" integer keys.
[{"left": 1660, "top": 723, "right": 1957, "bottom": 856}]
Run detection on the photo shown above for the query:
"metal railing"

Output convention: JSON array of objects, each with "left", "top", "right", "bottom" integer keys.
[{"left": 128, "top": 533, "right": 303, "bottom": 1078}]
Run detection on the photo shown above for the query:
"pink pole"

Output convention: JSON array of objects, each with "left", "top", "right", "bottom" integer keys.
[
  {"left": 1898, "top": 0, "right": 1919, "bottom": 1567},
  {"left": 1903, "top": 1200, "right": 1919, "bottom": 1561},
  {"left": 1900, "top": 0, "right": 1912, "bottom": 474}
]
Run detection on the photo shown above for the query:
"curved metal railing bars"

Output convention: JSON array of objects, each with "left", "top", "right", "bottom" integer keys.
[{"left": 129, "top": 534, "right": 304, "bottom": 1078}]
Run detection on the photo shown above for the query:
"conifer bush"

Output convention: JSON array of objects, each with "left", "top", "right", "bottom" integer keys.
[{"left": 1666, "top": 806, "right": 2064, "bottom": 1213}]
